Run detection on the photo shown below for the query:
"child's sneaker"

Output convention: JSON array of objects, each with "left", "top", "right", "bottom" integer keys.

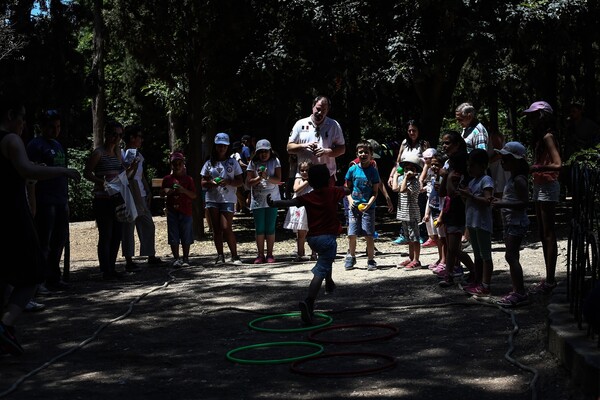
[
  {"left": 344, "top": 254, "right": 356, "bottom": 270},
  {"left": 432, "top": 263, "right": 446, "bottom": 275},
  {"left": 528, "top": 279, "right": 557, "bottom": 295},
  {"left": 464, "top": 284, "right": 491, "bottom": 298},
  {"left": 393, "top": 235, "right": 408, "bottom": 245},
  {"left": 438, "top": 275, "right": 455, "bottom": 288},
  {"left": 367, "top": 259, "right": 377, "bottom": 271},
  {"left": 450, "top": 265, "right": 464, "bottom": 278},
  {"left": 299, "top": 300, "right": 314, "bottom": 325},
  {"left": 496, "top": 292, "right": 529, "bottom": 308},
  {"left": 254, "top": 255, "right": 266, "bottom": 264},
  {"left": 427, "top": 261, "right": 439, "bottom": 270},
  {"left": 404, "top": 260, "right": 422, "bottom": 270},
  {"left": 422, "top": 238, "right": 437, "bottom": 248},
  {"left": 397, "top": 258, "right": 412, "bottom": 268}
]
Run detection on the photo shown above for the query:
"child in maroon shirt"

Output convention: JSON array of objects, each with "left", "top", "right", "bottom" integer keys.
[{"left": 268, "top": 164, "right": 350, "bottom": 324}]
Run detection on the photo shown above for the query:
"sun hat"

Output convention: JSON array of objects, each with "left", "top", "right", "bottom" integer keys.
[
  {"left": 422, "top": 148, "right": 437, "bottom": 158},
  {"left": 495, "top": 141, "right": 526, "bottom": 159},
  {"left": 255, "top": 139, "right": 272, "bottom": 151},
  {"left": 523, "top": 101, "right": 553, "bottom": 114},
  {"left": 170, "top": 152, "right": 185, "bottom": 162},
  {"left": 214, "top": 132, "right": 230, "bottom": 145},
  {"left": 366, "top": 139, "right": 381, "bottom": 159},
  {"left": 399, "top": 153, "right": 423, "bottom": 172}
]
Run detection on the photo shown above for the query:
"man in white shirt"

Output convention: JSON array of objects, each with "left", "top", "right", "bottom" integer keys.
[{"left": 287, "top": 96, "right": 346, "bottom": 186}]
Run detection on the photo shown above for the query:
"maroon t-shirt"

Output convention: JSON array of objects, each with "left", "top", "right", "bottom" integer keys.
[
  {"left": 296, "top": 186, "right": 346, "bottom": 237},
  {"left": 162, "top": 174, "right": 196, "bottom": 216}
]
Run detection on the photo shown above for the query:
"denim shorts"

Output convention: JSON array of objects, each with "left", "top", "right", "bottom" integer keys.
[
  {"left": 205, "top": 201, "right": 235, "bottom": 213},
  {"left": 446, "top": 224, "right": 465, "bottom": 235},
  {"left": 167, "top": 210, "right": 194, "bottom": 245},
  {"left": 532, "top": 181, "right": 559, "bottom": 202},
  {"left": 504, "top": 224, "right": 528, "bottom": 239},
  {"left": 307, "top": 234, "right": 337, "bottom": 279},
  {"left": 347, "top": 207, "right": 375, "bottom": 236}
]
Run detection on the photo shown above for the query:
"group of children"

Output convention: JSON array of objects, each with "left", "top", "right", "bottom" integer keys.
[{"left": 160, "top": 129, "right": 548, "bottom": 325}]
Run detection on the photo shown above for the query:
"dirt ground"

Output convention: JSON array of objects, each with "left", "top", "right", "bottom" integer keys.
[{"left": 0, "top": 206, "right": 595, "bottom": 400}]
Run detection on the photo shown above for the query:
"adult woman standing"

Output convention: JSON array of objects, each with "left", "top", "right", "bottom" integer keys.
[
  {"left": 83, "top": 121, "right": 126, "bottom": 281},
  {"left": 0, "top": 96, "right": 80, "bottom": 355},
  {"left": 524, "top": 101, "right": 562, "bottom": 294},
  {"left": 387, "top": 120, "right": 429, "bottom": 244}
]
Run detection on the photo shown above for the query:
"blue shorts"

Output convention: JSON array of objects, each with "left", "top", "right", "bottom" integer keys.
[
  {"left": 167, "top": 210, "right": 194, "bottom": 245},
  {"left": 347, "top": 206, "right": 375, "bottom": 236},
  {"left": 205, "top": 201, "right": 235, "bottom": 213},
  {"left": 307, "top": 235, "right": 337, "bottom": 279},
  {"left": 504, "top": 224, "right": 528, "bottom": 238},
  {"left": 532, "top": 181, "right": 559, "bottom": 202}
]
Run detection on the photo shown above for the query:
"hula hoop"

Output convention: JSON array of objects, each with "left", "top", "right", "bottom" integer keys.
[
  {"left": 290, "top": 352, "right": 397, "bottom": 376},
  {"left": 307, "top": 323, "right": 400, "bottom": 344},
  {"left": 226, "top": 341, "right": 324, "bottom": 365},
  {"left": 248, "top": 312, "right": 333, "bottom": 333}
]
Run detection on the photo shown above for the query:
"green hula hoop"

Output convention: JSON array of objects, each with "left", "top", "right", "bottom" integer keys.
[
  {"left": 248, "top": 312, "right": 333, "bottom": 333},
  {"left": 226, "top": 341, "right": 324, "bottom": 365}
]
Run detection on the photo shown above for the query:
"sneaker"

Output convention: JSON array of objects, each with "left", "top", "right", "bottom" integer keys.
[
  {"left": 344, "top": 254, "right": 356, "bottom": 270},
  {"left": 393, "top": 235, "right": 408, "bottom": 245},
  {"left": 438, "top": 275, "right": 455, "bottom": 288},
  {"left": 496, "top": 292, "right": 529, "bottom": 308},
  {"left": 0, "top": 323, "right": 24, "bottom": 356},
  {"left": 367, "top": 259, "right": 377, "bottom": 271},
  {"left": 181, "top": 259, "right": 190, "bottom": 267},
  {"left": 125, "top": 262, "right": 142, "bottom": 272},
  {"left": 325, "top": 280, "right": 336, "bottom": 295},
  {"left": 422, "top": 238, "right": 437, "bottom": 248},
  {"left": 36, "top": 284, "right": 52, "bottom": 296},
  {"left": 172, "top": 259, "right": 184, "bottom": 268},
  {"left": 419, "top": 238, "right": 425, "bottom": 244},
  {"left": 464, "top": 284, "right": 491, "bottom": 298},
  {"left": 254, "top": 255, "right": 266, "bottom": 264},
  {"left": 397, "top": 258, "right": 412, "bottom": 268},
  {"left": 24, "top": 300, "right": 45, "bottom": 312},
  {"left": 404, "top": 260, "right": 422, "bottom": 270},
  {"left": 299, "top": 301, "right": 314, "bottom": 325},
  {"left": 215, "top": 254, "right": 226, "bottom": 265},
  {"left": 266, "top": 255, "right": 276, "bottom": 263},
  {"left": 427, "top": 261, "right": 440, "bottom": 271},
  {"left": 230, "top": 256, "right": 243, "bottom": 265},
  {"left": 310, "top": 254, "right": 318, "bottom": 261},
  {"left": 528, "top": 280, "right": 557, "bottom": 295},
  {"left": 450, "top": 266, "right": 464, "bottom": 278},
  {"left": 432, "top": 263, "right": 446, "bottom": 274}
]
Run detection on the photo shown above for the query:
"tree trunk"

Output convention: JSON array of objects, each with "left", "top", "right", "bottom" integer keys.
[{"left": 90, "top": 0, "right": 106, "bottom": 149}]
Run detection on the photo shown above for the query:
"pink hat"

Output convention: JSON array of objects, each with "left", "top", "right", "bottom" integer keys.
[
  {"left": 523, "top": 101, "right": 553, "bottom": 114},
  {"left": 170, "top": 152, "right": 185, "bottom": 162}
]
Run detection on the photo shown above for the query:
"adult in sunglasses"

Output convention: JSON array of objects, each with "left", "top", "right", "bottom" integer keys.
[
  {"left": 287, "top": 95, "right": 346, "bottom": 186},
  {"left": 83, "top": 121, "right": 126, "bottom": 281}
]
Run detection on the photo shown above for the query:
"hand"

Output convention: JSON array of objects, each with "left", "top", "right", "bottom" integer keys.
[
  {"left": 67, "top": 168, "right": 81, "bottom": 183},
  {"left": 385, "top": 197, "right": 394, "bottom": 213}
]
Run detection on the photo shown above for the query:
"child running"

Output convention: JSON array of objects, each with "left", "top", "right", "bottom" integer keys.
[
  {"left": 491, "top": 142, "right": 531, "bottom": 307},
  {"left": 392, "top": 153, "right": 423, "bottom": 270},
  {"left": 246, "top": 139, "right": 282, "bottom": 264},
  {"left": 344, "top": 140, "right": 380, "bottom": 271},
  {"left": 267, "top": 164, "right": 349, "bottom": 325},
  {"left": 457, "top": 149, "right": 495, "bottom": 297},
  {"left": 283, "top": 159, "right": 317, "bottom": 261},
  {"left": 161, "top": 152, "right": 197, "bottom": 267},
  {"left": 200, "top": 132, "right": 244, "bottom": 265}
]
